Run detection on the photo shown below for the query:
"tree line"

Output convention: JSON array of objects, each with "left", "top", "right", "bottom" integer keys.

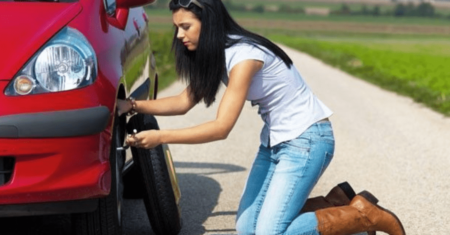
[
  {"left": 223, "top": 1, "right": 448, "bottom": 19},
  {"left": 148, "top": 0, "right": 449, "bottom": 19},
  {"left": 337, "top": 2, "right": 438, "bottom": 17}
]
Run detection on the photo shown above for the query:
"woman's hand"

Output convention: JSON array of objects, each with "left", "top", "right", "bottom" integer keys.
[
  {"left": 116, "top": 99, "right": 132, "bottom": 116},
  {"left": 126, "top": 130, "right": 162, "bottom": 149}
]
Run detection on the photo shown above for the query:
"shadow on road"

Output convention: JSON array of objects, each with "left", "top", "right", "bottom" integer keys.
[
  {"left": 122, "top": 173, "right": 223, "bottom": 235},
  {"left": 174, "top": 162, "right": 246, "bottom": 176},
  {"left": 124, "top": 161, "right": 247, "bottom": 235},
  {"left": 0, "top": 161, "right": 245, "bottom": 235},
  {"left": 0, "top": 214, "right": 70, "bottom": 235}
]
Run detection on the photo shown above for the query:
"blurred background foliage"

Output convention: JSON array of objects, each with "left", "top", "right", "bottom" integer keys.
[
  {"left": 146, "top": 0, "right": 450, "bottom": 115},
  {"left": 149, "top": 30, "right": 176, "bottom": 90}
]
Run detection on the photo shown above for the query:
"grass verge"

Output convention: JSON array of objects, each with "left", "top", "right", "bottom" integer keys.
[{"left": 268, "top": 34, "right": 450, "bottom": 115}]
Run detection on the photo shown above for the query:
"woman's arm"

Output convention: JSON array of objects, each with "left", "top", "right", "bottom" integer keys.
[
  {"left": 117, "top": 87, "right": 196, "bottom": 116},
  {"left": 127, "top": 59, "right": 263, "bottom": 148}
]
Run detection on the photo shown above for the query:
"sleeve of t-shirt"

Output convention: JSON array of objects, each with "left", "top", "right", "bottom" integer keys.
[{"left": 226, "top": 43, "right": 267, "bottom": 73}]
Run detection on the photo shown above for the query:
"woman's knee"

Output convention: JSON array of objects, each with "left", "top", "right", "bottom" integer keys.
[
  {"left": 255, "top": 218, "right": 284, "bottom": 235},
  {"left": 236, "top": 214, "right": 256, "bottom": 235},
  {"left": 236, "top": 224, "right": 255, "bottom": 235},
  {"left": 255, "top": 225, "right": 274, "bottom": 235}
]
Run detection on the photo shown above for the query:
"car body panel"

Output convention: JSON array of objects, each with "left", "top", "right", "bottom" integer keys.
[
  {"left": 0, "top": 135, "right": 110, "bottom": 205},
  {"left": 0, "top": 2, "right": 82, "bottom": 81},
  {"left": 0, "top": 0, "right": 181, "bottom": 214}
]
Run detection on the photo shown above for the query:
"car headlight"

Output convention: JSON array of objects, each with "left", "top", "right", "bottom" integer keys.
[{"left": 5, "top": 27, "right": 97, "bottom": 96}]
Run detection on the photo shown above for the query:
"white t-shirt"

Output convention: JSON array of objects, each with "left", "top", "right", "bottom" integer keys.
[{"left": 222, "top": 37, "right": 333, "bottom": 147}]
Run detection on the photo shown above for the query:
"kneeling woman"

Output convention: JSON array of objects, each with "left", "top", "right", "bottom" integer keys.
[{"left": 118, "top": 0, "right": 405, "bottom": 234}]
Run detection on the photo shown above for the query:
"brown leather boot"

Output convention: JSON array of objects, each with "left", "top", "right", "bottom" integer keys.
[
  {"left": 302, "top": 182, "right": 377, "bottom": 235},
  {"left": 315, "top": 191, "right": 406, "bottom": 235},
  {"left": 301, "top": 182, "right": 356, "bottom": 213}
]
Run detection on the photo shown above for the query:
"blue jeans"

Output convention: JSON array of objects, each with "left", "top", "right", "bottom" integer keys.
[{"left": 236, "top": 121, "right": 334, "bottom": 235}]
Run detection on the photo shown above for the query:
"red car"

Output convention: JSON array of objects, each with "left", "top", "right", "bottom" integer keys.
[{"left": 0, "top": 0, "right": 181, "bottom": 234}]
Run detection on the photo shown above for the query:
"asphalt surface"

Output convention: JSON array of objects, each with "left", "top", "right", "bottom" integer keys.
[
  {"left": 1, "top": 45, "right": 449, "bottom": 234},
  {"left": 154, "top": 44, "right": 450, "bottom": 235}
]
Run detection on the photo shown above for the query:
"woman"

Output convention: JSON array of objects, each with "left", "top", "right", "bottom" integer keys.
[{"left": 117, "top": 0, "right": 405, "bottom": 234}]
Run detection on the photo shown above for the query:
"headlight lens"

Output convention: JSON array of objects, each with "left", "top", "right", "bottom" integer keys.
[
  {"left": 35, "top": 45, "right": 89, "bottom": 91},
  {"left": 5, "top": 27, "right": 97, "bottom": 96}
]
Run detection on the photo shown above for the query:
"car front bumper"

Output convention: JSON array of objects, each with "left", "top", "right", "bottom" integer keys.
[
  {"left": 0, "top": 120, "right": 112, "bottom": 206},
  {"left": 0, "top": 106, "right": 109, "bottom": 138},
  {"left": 0, "top": 81, "right": 114, "bottom": 208}
]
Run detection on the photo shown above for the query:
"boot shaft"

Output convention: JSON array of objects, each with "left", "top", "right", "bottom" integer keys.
[{"left": 316, "top": 193, "right": 405, "bottom": 235}]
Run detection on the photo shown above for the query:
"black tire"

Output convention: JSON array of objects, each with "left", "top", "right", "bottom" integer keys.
[
  {"left": 71, "top": 116, "right": 124, "bottom": 235},
  {"left": 127, "top": 114, "right": 181, "bottom": 235}
]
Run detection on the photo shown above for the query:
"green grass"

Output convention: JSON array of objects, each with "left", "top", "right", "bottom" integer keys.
[
  {"left": 144, "top": 7, "right": 450, "bottom": 115},
  {"left": 230, "top": 11, "right": 450, "bottom": 25},
  {"left": 224, "top": 0, "right": 450, "bottom": 15},
  {"left": 124, "top": 51, "right": 148, "bottom": 86},
  {"left": 255, "top": 28, "right": 450, "bottom": 40},
  {"left": 146, "top": 8, "right": 170, "bottom": 16},
  {"left": 268, "top": 34, "right": 450, "bottom": 115},
  {"left": 148, "top": 30, "right": 177, "bottom": 90}
]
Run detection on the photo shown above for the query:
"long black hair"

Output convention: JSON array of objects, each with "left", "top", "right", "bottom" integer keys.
[{"left": 169, "top": 0, "right": 293, "bottom": 107}]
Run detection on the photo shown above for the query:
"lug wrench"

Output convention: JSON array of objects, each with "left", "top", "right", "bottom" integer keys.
[{"left": 117, "top": 129, "right": 137, "bottom": 151}]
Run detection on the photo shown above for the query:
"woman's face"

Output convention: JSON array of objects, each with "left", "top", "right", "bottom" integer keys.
[{"left": 173, "top": 8, "right": 202, "bottom": 51}]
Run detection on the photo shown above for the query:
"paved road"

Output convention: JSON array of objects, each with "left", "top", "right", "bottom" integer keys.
[
  {"left": 1, "top": 45, "right": 448, "bottom": 235},
  {"left": 153, "top": 44, "right": 450, "bottom": 235}
]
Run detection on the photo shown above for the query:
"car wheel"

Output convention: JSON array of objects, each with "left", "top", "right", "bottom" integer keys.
[
  {"left": 127, "top": 114, "right": 182, "bottom": 235},
  {"left": 71, "top": 116, "right": 124, "bottom": 235}
]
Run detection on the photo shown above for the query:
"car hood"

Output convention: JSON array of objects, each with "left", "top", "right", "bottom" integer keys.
[{"left": 0, "top": 3, "right": 82, "bottom": 81}]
